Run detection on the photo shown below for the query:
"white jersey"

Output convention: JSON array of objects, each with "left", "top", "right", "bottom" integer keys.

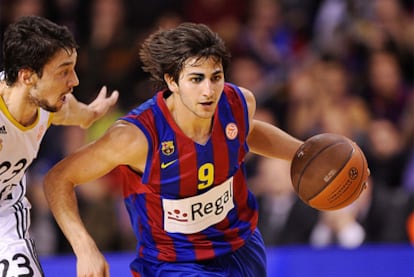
[
  {"left": 0, "top": 96, "right": 52, "bottom": 215},
  {"left": 0, "top": 95, "right": 52, "bottom": 277}
]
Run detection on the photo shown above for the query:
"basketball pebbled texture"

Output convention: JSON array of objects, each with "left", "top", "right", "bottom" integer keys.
[{"left": 290, "top": 133, "right": 369, "bottom": 211}]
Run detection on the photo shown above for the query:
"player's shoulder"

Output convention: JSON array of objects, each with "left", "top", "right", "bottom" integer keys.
[
  {"left": 224, "top": 83, "right": 254, "bottom": 101},
  {"left": 238, "top": 86, "right": 254, "bottom": 102},
  {"left": 101, "top": 120, "right": 148, "bottom": 169},
  {"left": 106, "top": 120, "right": 145, "bottom": 142}
]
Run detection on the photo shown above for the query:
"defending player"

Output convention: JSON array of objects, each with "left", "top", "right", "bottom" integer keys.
[
  {"left": 43, "top": 23, "right": 302, "bottom": 276},
  {"left": 0, "top": 16, "right": 118, "bottom": 277}
]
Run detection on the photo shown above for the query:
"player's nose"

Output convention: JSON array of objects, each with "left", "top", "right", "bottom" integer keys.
[
  {"left": 68, "top": 71, "right": 79, "bottom": 88},
  {"left": 202, "top": 80, "right": 215, "bottom": 97}
]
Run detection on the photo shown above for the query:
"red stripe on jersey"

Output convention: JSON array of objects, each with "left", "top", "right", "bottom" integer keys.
[
  {"left": 234, "top": 169, "right": 258, "bottom": 230},
  {"left": 177, "top": 139, "right": 199, "bottom": 197},
  {"left": 190, "top": 233, "right": 215, "bottom": 260},
  {"left": 211, "top": 115, "right": 230, "bottom": 183},
  {"left": 144, "top": 116, "right": 178, "bottom": 261}
]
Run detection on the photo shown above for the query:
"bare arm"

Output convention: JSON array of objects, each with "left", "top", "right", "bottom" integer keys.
[
  {"left": 43, "top": 121, "right": 147, "bottom": 276},
  {"left": 52, "top": 86, "right": 119, "bottom": 128},
  {"left": 239, "top": 86, "right": 303, "bottom": 161}
]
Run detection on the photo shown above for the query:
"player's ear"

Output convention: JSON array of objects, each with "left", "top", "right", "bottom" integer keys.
[
  {"left": 164, "top": 73, "right": 178, "bottom": 93},
  {"left": 19, "top": 69, "right": 37, "bottom": 85}
]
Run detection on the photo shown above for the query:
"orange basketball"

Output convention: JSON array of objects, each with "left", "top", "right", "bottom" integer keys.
[{"left": 290, "top": 133, "right": 369, "bottom": 211}]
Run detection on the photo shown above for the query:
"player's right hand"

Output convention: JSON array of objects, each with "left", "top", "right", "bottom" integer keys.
[{"left": 76, "top": 250, "right": 110, "bottom": 277}]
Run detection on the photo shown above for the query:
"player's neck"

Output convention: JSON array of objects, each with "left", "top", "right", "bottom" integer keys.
[
  {"left": 168, "top": 98, "right": 212, "bottom": 145},
  {"left": 175, "top": 111, "right": 212, "bottom": 144},
  {"left": 0, "top": 82, "right": 38, "bottom": 126}
]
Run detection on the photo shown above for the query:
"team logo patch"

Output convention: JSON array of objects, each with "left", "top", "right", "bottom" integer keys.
[
  {"left": 161, "top": 141, "right": 175, "bottom": 156},
  {"left": 225, "top": 123, "right": 238, "bottom": 140}
]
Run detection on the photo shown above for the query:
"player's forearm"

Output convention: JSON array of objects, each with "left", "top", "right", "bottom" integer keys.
[
  {"left": 248, "top": 120, "right": 303, "bottom": 160},
  {"left": 43, "top": 168, "right": 97, "bottom": 255}
]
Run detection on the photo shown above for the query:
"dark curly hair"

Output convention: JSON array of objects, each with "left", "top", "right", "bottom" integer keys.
[
  {"left": 139, "top": 22, "right": 231, "bottom": 90},
  {"left": 2, "top": 15, "right": 78, "bottom": 85}
]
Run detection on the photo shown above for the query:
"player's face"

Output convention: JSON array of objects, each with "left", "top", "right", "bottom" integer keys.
[
  {"left": 28, "top": 49, "right": 79, "bottom": 112},
  {"left": 175, "top": 56, "right": 225, "bottom": 119}
]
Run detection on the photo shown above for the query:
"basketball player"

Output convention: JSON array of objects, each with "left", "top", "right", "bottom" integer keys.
[
  {"left": 0, "top": 16, "right": 118, "bottom": 277},
  {"left": 43, "top": 23, "right": 302, "bottom": 276}
]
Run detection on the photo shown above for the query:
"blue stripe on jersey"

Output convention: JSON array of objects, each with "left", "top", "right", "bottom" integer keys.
[
  {"left": 151, "top": 104, "right": 181, "bottom": 198},
  {"left": 226, "top": 83, "right": 250, "bottom": 140},
  {"left": 125, "top": 193, "right": 162, "bottom": 259},
  {"left": 216, "top": 92, "right": 242, "bottom": 177}
]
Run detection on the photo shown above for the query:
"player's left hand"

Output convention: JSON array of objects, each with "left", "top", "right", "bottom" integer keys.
[{"left": 80, "top": 86, "right": 119, "bottom": 128}]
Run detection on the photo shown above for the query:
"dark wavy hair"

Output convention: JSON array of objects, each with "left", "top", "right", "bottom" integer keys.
[
  {"left": 2, "top": 15, "right": 78, "bottom": 85},
  {"left": 139, "top": 22, "right": 231, "bottom": 90}
]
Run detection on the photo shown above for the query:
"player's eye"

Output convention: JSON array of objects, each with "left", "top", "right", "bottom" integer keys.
[
  {"left": 59, "top": 69, "right": 69, "bottom": 77},
  {"left": 191, "top": 77, "right": 203, "bottom": 83},
  {"left": 212, "top": 75, "right": 222, "bottom": 82}
]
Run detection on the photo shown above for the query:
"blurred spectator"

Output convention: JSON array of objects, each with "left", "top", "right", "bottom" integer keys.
[
  {"left": 0, "top": 0, "right": 46, "bottom": 62},
  {"left": 371, "top": 0, "right": 414, "bottom": 84},
  {"left": 247, "top": 106, "right": 318, "bottom": 246},
  {"left": 75, "top": 0, "right": 138, "bottom": 110},
  {"left": 283, "top": 65, "right": 321, "bottom": 140},
  {"left": 234, "top": 0, "right": 294, "bottom": 85},
  {"left": 253, "top": 157, "right": 318, "bottom": 246},
  {"left": 312, "top": 0, "right": 350, "bottom": 58},
  {"left": 365, "top": 119, "right": 408, "bottom": 189},
  {"left": 310, "top": 206, "right": 366, "bottom": 249},
  {"left": 310, "top": 175, "right": 412, "bottom": 248},
  {"left": 365, "top": 50, "right": 412, "bottom": 124},
  {"left": 181, "top": 0, "right": 248, "bottom": 50},
  {"left": 227, "top": 54, "right": 276, "bottom": 104},
  {"left": 312, "top": 58, "right": 371, "bottom": 140},
  {"left": 359, "top": 178, "right": 412, "bottom": 243}
]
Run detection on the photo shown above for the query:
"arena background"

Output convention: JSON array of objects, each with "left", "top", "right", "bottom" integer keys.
[{"left": 1, "top": 0, "right": 413, "bottom": 276}]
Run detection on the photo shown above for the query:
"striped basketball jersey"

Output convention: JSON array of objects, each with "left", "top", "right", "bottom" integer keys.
[
  {"left": 119, "top": 83, "right": 258, "bottom": 263},
  {"left": 0, "top": 96, "right": 52, "bottom": 217}
]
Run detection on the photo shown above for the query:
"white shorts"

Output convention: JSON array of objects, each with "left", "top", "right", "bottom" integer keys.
[{"left": 0, "top": 200, "right": 44, "bottom": 277}]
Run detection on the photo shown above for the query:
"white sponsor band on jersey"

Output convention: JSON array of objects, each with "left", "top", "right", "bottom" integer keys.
[{"left": 162, "top": 177, "right": 234, "bottom": 234}]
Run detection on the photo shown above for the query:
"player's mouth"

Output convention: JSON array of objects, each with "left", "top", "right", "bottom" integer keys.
[
  {"left": 60, "top": 94, "right": 66, "bottom": 103},
  {"left": 200, "top": 99, "right": 215, "bottom": 106},
  {"left": 60, "top": 90, "right": 73, "bottom": 103}
]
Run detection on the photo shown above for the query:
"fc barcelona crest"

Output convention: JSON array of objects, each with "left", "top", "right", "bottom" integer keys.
[{"left": 161, "top": 141, "right": 175, "bottom": 156}]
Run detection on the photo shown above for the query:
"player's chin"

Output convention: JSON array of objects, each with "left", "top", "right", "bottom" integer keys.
[
  {"left": 197, "top": 109, "right": 215, "bottom": 119},
  {"left": 199, "top": 103, "right": 216, "bottom": 113},
  {"left": 45, "top": 102, "right": 62, "bottom": 113}
]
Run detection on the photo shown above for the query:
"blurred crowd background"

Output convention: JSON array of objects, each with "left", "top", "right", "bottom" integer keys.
[{"left": 0, "top": 0, "right": 413, "bottom": 255}]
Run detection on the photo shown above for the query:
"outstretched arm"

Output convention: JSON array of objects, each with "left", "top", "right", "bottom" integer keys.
[
  {"left": 52, "top": 86, "right": 119, "bottom": 128},
  {"left": 43, "top": 121, "right": 147, "bottom": 277}
]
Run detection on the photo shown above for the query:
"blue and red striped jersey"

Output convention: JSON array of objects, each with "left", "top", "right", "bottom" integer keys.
[{"left": 118, "top": 83, "right": 258, "bottom": 262}]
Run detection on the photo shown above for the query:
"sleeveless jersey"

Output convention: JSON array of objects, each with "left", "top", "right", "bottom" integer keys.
[
  {"left": 0, "top": 96, "right": 52, "bottom": 217},
  {"left": 118, "top": 83, "right": 258, "bottom": 262}
]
